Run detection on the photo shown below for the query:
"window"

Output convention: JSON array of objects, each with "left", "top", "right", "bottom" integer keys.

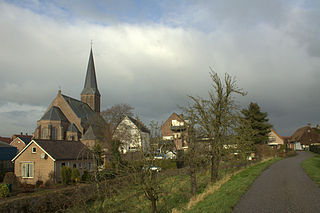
[
  {"left": 21, "top": 163, "right": 34, "bottom": 178},
  {"left": 61, "top": 162, "right": 65, "bottom": 168},
  {"left": 88, "top": 162, "right": 92, "bottom": 171},
  {"left": 73, "top": 164, "right": 77, "bottom": 168},
  {"left": 42, "top": 128, "right": 49, "bottom": 139},
  {"left": 32, "top": 147, "right": 37, "bottom": 153},
  {"left": 51, "top": 127, "right": 57, "bottom": 140}
]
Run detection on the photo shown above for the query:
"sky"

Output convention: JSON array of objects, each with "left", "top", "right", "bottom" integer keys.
[{"left": 0, "top": 0, "right": 320, "bottom": 137}]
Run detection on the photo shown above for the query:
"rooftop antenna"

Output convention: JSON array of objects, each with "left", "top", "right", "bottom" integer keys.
[{"left": 90, "top": 39, "right": 93, "bottom": 48}]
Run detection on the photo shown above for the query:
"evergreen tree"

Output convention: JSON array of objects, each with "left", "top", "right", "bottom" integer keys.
[{"left": 241, "top": 102, "right": 272, "bottom": 144}]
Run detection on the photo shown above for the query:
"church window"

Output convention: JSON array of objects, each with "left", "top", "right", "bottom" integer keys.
[
  {"left": 51, "top": 127, "right": 58, "bottom": 140},
  {"left": 42, "top": 128, "right": 49, "bottom": 139}
]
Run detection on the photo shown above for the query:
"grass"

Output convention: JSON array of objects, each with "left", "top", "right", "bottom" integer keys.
[
  {"left": 185, "top": 158, "right": 281, "bottom": 213},
  {"left": 67, "top": 158, "right": 281, "bottom": 213},
  {"left": 302, "top": 152, "right": 320, "bottom": 185}
]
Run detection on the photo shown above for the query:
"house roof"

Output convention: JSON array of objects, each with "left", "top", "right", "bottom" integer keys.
[
  {"left": 81, "top": 48, "right": 100, "bottom": 96},
  {"left": 40, "top": 106, "right": 68, "bottom": 122},
  {"left": 12, "top": 140, "right": 92, "bottom": 161},
  {"left": 289, "top": 126, "right": 320, "bottom": 145},
  {"left": 127, "top": 116, "right": 150, "bottom": 133},
  {"left": 0, "top": 136, "right": 11, "bottom": 144},
  {"left": 62, "top": 94, "right": 94, "bottom": 123},
  {"left": 18, "top": 136, "right": 32, "bottom": 145},
  {"left": 0, "top": 142, "right": 17, "bottom": 160},
  {"left": 67, "top": 123, "right": 79, "bottom": 133},
  {"left": 81, "top": 125, "right": 97, "bottom": 140}
]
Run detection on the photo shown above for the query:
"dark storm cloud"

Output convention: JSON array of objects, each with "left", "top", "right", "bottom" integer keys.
[{"left": 0, "top": 1, "right": 320, "bottom": 137}]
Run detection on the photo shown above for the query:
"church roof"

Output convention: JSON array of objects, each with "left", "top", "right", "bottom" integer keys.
[
  {"left": 81, "top": 125, "right": 97, "bottom": 140},
  {"left": 40, "top": 106, "right": 68, "bottom": 122},
  {"left": 62, "top": 94, "right": 94, "bottom": 123},
  {"left": 67, "top": 123, "right": 79, "bottom": 133},
  {"left": 81, "top": 48, "right": 100, "bottom": 96}
]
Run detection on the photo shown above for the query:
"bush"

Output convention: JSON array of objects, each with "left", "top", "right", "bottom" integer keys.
[
  {"left": 71, "top": 168, "right": 80, "bottom": 183},
  {"left": 61, "top": 166, "right": 72, "bottom": 185},
  {"left": 21, "top": 183, "right": 35, "bottom": 193},
  {"left": 36, "top": 180, "right": 44, "bottom": 188},
  {"left": 81, "top": 170, "right": 91, "bottom": 183},
  {"left": 3, "top": 172, "right": 17, "bottom": 185},
  {"left": 0, "top": 184, "right": 9, "bottom": 198}
]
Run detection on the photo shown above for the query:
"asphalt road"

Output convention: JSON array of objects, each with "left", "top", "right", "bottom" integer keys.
[{"left": 232, "top": 151, "right": 320, "bottom": 213}]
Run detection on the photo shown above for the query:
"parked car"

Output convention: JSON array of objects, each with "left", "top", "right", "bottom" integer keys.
[{"left": 143, "top": 165, "right": 162, "bottom": 172}]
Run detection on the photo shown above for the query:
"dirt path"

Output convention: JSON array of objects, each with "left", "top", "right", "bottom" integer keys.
[{"left": 232, "top": 151, "right": 320, "bottom": 213}]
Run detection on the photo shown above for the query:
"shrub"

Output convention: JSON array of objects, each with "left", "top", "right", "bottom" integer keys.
[
  {"left": 36, "top": 180, "right": 44, "bottom": 188},
  {"left": 81, "top": 170, "right": 91, "bottom": 183},
  {"left": 3, "top": 172, "right": 17, "bottom": 185},
  {"left": 71, "top": 168, "right": 80, "bottom": 183},
  {"left": 61, "top": 166, "right": 71, "bottom": 185},
  {"left": 0, "top": 184, "right": 9, "bottom": 198},
  {"left": 21, "top": 183, "right": 35, "bottom": 193}
]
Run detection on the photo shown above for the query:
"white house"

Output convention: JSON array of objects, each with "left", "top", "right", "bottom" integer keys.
[
  {"left": 113, "top": 116, "right": 150, "bottom": 154},
  {"left": 268, "top": 129, "right": 284, "bottom": 148}
]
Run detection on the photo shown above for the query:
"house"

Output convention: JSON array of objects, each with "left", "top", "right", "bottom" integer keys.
[
  {"left": 10, "top": 136, "right": 32, "bottom": 153},
  {"left": 12, "top": 140, "right": 94, "bottom": 184},
  {"left": 33, "top": 48, "right": 101, "bottom": 144},
  {"left": 0, "top": 141, "right": 17, "bottom": 173},
  {"left": 113, "top": 116, "right": 150, "bottom": 154},
  {"left": 161, "top": 113, "right": 188, "bottom": 150},
  {"left": 288, "top": 125, "right": 320, "bottom": 150},
  {"left": 268, "top": 129, "right": 285, "bottom": 148}
]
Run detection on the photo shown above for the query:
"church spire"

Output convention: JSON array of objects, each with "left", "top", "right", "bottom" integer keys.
[
  {"left": 81, "top": 48, "right": 100, "bottom": 96},
  {"left": 81, "top": 47, "right": 101, "bottom": 113}
]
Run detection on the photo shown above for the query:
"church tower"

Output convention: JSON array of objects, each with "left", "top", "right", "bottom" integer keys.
[{"left": 81, "top": 48, "right": 101, "bottom": 113}]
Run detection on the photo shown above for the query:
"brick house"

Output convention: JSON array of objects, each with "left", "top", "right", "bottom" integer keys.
[
  {"left": 10, "top": 136, "right": 32, "bottom": 153},
  {"left": 268, "top": 129, "right": 285, "bottom": 149},
  {"left": 12, "top": 140, "right": 94, "bottom": 184},
  {"left": 161, "top": 113, "right": 188, "bottom": 150}
]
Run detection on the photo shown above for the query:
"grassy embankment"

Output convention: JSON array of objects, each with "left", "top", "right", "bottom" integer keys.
[
  {"left": 302, "top": 152, "right": 320, "bottom": 185},
  {"left": 68, "top": 157, "right": 281, "bottom": 213},
  {"left": 182, "top": 158, "right": 281, "bottom": 213}
]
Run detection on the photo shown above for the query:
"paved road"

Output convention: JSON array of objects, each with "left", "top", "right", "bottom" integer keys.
[{"left": 232, "top": 151, "right": 320, "bottom": 213}]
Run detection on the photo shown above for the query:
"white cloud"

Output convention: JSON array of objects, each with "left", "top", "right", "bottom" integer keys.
[{"left": 0, "top": 1, "right": 320, "bottom": 136}]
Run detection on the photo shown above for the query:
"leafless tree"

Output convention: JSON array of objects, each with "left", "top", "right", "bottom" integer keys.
[
  {"left": 101, "top": 103, "right": 134, "bottom": 132},
  {"left": 188, "top": 69, "right": 246, "bottom": 182}
]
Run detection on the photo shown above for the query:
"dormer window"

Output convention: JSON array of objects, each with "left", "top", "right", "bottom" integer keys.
[{"left": 32, "top": 147, "right": 37, "bottom": 153}]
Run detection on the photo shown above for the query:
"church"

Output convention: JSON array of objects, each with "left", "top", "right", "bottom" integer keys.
[{"left": 33, "top": 48, "right": 101, "bottom": 146}]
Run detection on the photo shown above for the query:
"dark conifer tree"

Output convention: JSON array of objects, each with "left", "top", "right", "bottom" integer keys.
[{"left": 241, "top": 102, "right": 272, "bottom": 144}]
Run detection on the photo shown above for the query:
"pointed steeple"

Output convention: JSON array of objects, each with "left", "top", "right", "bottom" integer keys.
[
  {"left": 81, "top": 47, "right": 101, "bottom": 113},
  {"left": 81, "top": 48, "right": 100, "bottom": 96}
]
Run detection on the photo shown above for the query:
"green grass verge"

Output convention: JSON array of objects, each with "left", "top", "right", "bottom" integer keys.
[
  {"left": 187, "top": 158, "right": 281, "bottom": 213},
  {"left": 302, "top": 152, "right": 320, "bottom": 185}
]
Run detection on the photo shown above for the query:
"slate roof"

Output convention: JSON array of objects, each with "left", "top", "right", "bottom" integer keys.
[
  {"left": 81, "top": 48, "right": 100, "bottom": 96},
  {"left": 127, "top": 116, "right": 150, "bottom": 133},
  {"left": 68, "top": 123, "right": 79, "bottom": 133},
  {"left": 40, "top": 106, "right": 68, "bottom": 122},
  {"left": 35, "top": 140, "right": 93, "bottom": 160},
  {"left": 62, "top": 94, "right": 94, "bottom": 123},
  {"left": 18, "top": 136, "right": 32, "bottom": 145},
  {"left": 81, "top": 125, "right": 97, "bottom": 140}
]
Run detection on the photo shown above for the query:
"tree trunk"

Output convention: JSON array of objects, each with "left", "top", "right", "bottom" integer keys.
[
  {"left": 210, "top": 154, "right": 220, "bottom": 182},
  {"left": 190, "top": 166, "right": 197, "bottom": 196},
  {"left": 151, "top": 198, "right": 157, "bottom": 213}
]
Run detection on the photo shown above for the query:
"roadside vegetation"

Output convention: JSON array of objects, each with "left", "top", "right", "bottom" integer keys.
[{"left": 302, "top": 152, "right": 320, "bottom": 185}]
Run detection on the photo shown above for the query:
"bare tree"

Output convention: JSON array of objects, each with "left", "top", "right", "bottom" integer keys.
[
  {"left": 188, "top": 70, "right": 246, "bottom": 182},
  {"left": 101, "top": 103, "right": 134, "bottom": 131}
]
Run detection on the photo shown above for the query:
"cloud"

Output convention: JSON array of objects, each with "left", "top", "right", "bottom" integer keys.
[{"left": 0, "top": 1, "right": 320, "bottom": 137}]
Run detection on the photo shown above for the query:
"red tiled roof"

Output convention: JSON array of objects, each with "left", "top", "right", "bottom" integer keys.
[{"left": 0, "top": 136, "right": 11, "bottom": 144}]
